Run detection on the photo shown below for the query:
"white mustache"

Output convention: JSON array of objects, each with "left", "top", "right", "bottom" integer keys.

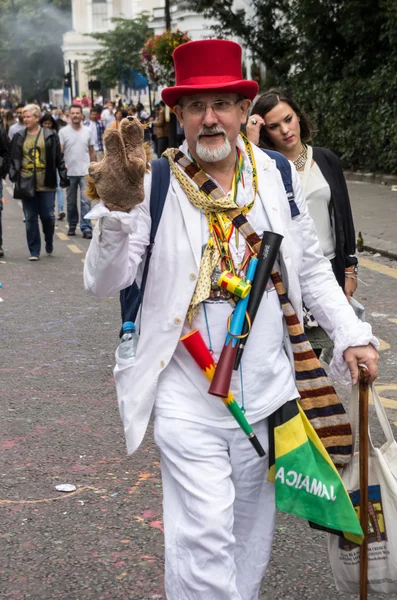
[{"left": 198, "top": 126, "right": 226, "bottom": 139}]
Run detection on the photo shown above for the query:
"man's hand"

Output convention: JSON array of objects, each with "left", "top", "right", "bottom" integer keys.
[
  {"left": 343, "top": 344, "right": 379, "bottom": 384},
  {"left": 86, "top": 117, "right": 149, "bottom": 212}
]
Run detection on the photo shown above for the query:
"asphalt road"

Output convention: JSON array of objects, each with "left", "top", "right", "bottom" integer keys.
[{"left": 1, "top": 181, "right": 397, "bottom": 600}]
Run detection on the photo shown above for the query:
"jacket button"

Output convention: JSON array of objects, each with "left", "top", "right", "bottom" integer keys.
[
  {"left": 189, "top": 273, "right": 197, "bottom": 280},
  {"left": 174, "top": 317, "right": 181, "bottom": 325},
  {"left": 160, "top": 360, "right": 165, "bottom": 368}
]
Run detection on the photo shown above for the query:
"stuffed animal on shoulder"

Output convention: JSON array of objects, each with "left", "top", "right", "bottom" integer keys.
[{"left": 86, "top": 117, "right": 151, "bottom": 212}]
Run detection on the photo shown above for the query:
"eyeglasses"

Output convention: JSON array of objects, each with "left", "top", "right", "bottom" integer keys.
[{"left": 182, "top": 99, "right": 242, "bottom": 117}]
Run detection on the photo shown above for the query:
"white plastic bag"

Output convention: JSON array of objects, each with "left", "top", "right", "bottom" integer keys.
[
  {"left": 350, "top": 297, "right": 366, "bottom": 321},
  {"left": 328, "top": 382, "right": 397, "bottom": 594}
]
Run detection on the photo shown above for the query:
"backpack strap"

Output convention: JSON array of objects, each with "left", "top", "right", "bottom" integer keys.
[
  {"left": 140, "top": 156, "right": 170, "bottom": 296},
  {"left": 261, "top": 149, "right": 300, "bottom": 218},
  {"left": 119, "top": 157, "right": 170, "bottom": 328}
]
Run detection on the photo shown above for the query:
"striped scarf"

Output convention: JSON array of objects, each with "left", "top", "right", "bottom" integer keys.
[
  {"left": 164, "top": 146, "right": 353, "bottom": 467},
  {"left": 271, "top": 272, "right": 352, "bottom": 467}
]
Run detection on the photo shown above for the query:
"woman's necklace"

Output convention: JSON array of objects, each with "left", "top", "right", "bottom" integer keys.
[{"left": 293, "top": 143, "right": 308, "bottom": 170}]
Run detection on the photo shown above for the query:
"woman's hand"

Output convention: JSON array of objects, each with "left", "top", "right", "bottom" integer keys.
[
  {"left": 246, "top": 115, "right": 266, "bottom": 146},
  {"left": 344, "top": 273, "right": 358, "bottom": 301}
]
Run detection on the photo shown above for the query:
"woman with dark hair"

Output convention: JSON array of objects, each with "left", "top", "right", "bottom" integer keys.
[
  {"left": 40, "top": 113, "right": 59, "bottom": 132},
  {"left": 110, "top": 108, "right": 128, "bottom": 130},
  {"left": 246, "top": 88, "right": 358, "bottom": 356}
]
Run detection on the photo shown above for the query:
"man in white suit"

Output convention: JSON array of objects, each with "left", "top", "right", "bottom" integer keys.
[{"left": 84, "top": 40, "right": 379, "bottom": 600}]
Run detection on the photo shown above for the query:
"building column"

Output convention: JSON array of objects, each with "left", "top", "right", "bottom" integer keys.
[{"left": 87, "top": 0, "right": 93, "bottom": 33}]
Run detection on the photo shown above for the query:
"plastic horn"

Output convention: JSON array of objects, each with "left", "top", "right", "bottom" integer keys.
[
  {"left": 234, "top": 231, "right": 284, "bottom": 370},
  {"left": 208, "top": 256, "right": 258, "bottom": 399},
  {"left": 180, "top": 329, "right": 265, "bottom": 457}
]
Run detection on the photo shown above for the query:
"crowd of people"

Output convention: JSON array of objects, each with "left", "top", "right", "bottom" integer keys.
[{"left": 0, "top": 96, "right": 169, "bottom": 259}]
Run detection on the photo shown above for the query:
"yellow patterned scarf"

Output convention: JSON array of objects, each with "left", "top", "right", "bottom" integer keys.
[{"left": 163, "top": 144, "right": 257, "bottom": 324}]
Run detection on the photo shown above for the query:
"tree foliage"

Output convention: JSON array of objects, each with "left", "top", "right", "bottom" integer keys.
[
  {"left": 182, "top": 0, "right": 397, "bottom": 172},
  {"left": 86, "top": 15, "right": 150, "bottom": 89},
  {"left": 0, "top": 0, "right": 72, "bottom": 100},
  {"left": 141, "top": 29, "right": 191, "bottom": 87}
]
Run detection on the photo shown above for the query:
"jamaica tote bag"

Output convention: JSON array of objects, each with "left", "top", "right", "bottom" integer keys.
[{"left": 328, "top": 382, "right": 397, "bottom": 594}]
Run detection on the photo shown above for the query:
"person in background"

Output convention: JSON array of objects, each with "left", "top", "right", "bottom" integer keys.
[
  {"left": 136, "top": 102, "right": 149, "bottom": 122},
  {"left": 8, "top": 104, "right": 25, "bottom": 141},
  {"left": 110, "top": 108, "right": 128, "bottom": 130},
  {"left": 63, "top": 108, "right": 71, "bottom": 125},
  {"left": 52, "top": 108, "right": 68, "bottom": 129},
  {"left": 4, "top": 110, "right": 14, "bottom": 136},
  {"left": 88, "top": 107, "right": 106, "bottom": 161},
  {"left": 9, "top": 104, "right": 69, "bottom": 260},
  {"left": 246, "top": 88, "right": 358, "bottom": 357},
  {"left": 152, "top": 100, "right": 169, "bottom": 157},
  {"left": 59, "top": 104, "right": 96, "bottom": 239},
  {"left": 0, "top": 123, "right": 11, "bottom": 257},
  {"left": 40, "top": 114, "right": 66, "bottom": 221},
  {"left": 101, "top": 101, "right": 115, "bottom": 129},
  {"left": 81, "top": 92, "right": 91, "bottom": 108},
  {"left": 94, "top": 92, "right": 103, "bottom": 107},
  {"left": 82, "top": 107, "right": 91, "bottom": 126}
]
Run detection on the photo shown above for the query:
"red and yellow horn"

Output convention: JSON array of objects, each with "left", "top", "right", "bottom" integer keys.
[{"left": 180, "top": 329, "right": 265, "bottom": 457}]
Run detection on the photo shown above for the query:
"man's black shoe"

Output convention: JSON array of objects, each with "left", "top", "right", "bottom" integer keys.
[
  {"left": 67, "top": 228, "right": 76, "bottom": 236},
  {"left": 46, "top": 242, "right": 53, "bottom": 255},
  {"left": 0, "top": 247, "right": 3, "bottom": 257},
  {"left": 83, "top": 230, "right": 92, "bottom": 240}
]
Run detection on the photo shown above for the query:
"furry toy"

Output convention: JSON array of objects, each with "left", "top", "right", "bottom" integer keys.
[{"left": 86, "top": 117, "right": 151, "bottom": 212}]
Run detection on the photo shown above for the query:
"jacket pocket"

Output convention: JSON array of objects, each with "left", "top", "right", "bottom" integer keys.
[{"left": 113, "top": 347, "right": 136, "bottom": 425}]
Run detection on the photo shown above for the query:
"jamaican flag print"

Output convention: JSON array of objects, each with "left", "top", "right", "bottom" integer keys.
[{"left": 268, "top": 401, "right": 363, "bottom": 544}]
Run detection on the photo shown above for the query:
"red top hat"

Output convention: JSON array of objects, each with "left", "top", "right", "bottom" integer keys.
[{"left": 161, "top": 39, "right": 259, "bottom": 108}]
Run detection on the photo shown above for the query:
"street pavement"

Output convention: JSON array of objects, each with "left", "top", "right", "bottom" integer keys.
[
  {"left": 1, "top": 179, "right": 397, "bottom": 600},
  {"left": 347, "top": 179, "right": 397, "bottom": 259}
]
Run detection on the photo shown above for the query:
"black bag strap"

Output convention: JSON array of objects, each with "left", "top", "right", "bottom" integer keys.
[
  {"left": 139, "top": 157, "right": 170, "bottom": 304},
  {"left": 32, "top": 127, "right": 42, "bottom": 182},
  {"left": 119, "top": 156, "right": 170, "bottom": 330}
]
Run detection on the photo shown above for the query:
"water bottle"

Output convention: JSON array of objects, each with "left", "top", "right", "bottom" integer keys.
[{"left": 118, "top": 321, "right": 139, "bottom": 361}]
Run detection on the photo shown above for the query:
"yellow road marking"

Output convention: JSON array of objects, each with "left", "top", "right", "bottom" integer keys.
[
  {"left": 56, "top": 232, "right": 69, "bottom": 241},
  {"left": 389, "top": 318, "right": 397, "bottom": 325},
  {"left": 378, "top": 338, "right": 391, "bottom": 352},
  {"left": 359, "top": 257, "right": 397, "bottom": 279},
  {"left": 67, "top": 244, "right": 83, "bottom": 254}
]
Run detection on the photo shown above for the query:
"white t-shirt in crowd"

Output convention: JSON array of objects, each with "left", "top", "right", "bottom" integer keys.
[
  {"left": 155, "top": 161, "right": 298, "bottom": 428},
  {"left": 299, "top": 163, "right": 335, "bottom": 260},
  {"left": 101, "top": 108, "right": 115, "bottom": 129},
  {"left": 59, "top": 125, "right": 95, "bottom": 176},
  {"left": 8, "top": 122, "right": 25, "bottom": 141}
]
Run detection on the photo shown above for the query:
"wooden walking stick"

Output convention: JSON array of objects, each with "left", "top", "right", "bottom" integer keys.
[{"left": 359, "top": 366, "right": 370, "bottom": 600}]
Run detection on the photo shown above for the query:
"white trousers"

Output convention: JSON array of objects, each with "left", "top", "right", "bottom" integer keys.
[{"left": 154, "top": 416, "right": 276, "bottom": 600}]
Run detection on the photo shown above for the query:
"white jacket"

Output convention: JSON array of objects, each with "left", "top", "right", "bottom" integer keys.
[{"left": 84, "top": 145, "right": 377, "bottom": 454}]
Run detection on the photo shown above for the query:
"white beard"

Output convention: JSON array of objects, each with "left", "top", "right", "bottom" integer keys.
[{"left": 196, "top": 136, "right": 232, "bottom": 163}]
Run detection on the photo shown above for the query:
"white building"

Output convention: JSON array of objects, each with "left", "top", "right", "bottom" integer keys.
[
  {"left": 62, "top": 0, "right": 255, "bottom": 104},
  {"left": 62, "top": 0, "right": 163, "bottom": 100}
]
